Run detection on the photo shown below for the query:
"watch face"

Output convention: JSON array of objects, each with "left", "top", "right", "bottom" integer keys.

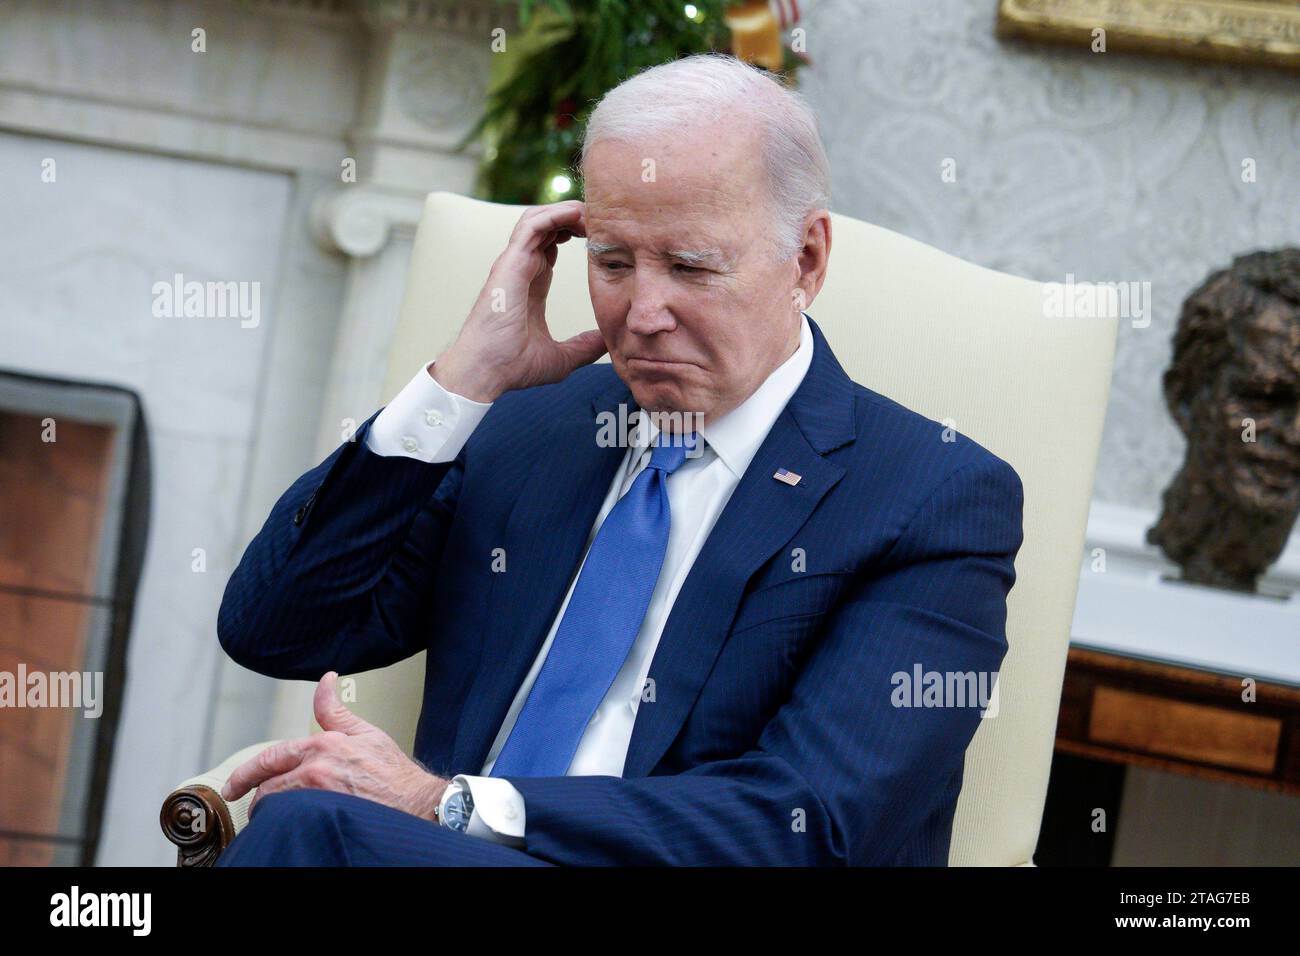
[{"left": 443, "top": 790, "right": 473, "bottom": 833}]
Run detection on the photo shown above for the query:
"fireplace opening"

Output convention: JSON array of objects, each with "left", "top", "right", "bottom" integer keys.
[{"left": 0, "top": 370, "right": 149, "bottom": 865}]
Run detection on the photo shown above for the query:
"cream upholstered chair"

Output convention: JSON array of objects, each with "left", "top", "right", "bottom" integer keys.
[{"left": 162, "top": 191, "right": 1117, "bottom": 866}]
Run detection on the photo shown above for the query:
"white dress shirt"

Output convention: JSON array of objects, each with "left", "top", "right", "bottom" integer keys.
[{"left": 364, "top": 313, "right": 815, "bottom": 846}]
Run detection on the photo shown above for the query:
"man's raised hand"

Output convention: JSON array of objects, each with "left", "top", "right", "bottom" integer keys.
[{"left": 431, "top": 200, "right": 607, "bottom": 403}]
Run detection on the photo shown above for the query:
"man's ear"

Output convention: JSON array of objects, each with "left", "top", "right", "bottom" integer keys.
[{"left": 795, "top": 211, "right": 831, "bottom": 310}]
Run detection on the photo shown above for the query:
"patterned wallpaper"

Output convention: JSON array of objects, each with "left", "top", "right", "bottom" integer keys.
[{"left": 799, "top": 0, "right": 1299, "bottom": 513}]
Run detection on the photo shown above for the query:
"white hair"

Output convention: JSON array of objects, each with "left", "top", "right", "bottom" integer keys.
[{"left": 579, "top": 52, "right": 831, "bottom": 262}]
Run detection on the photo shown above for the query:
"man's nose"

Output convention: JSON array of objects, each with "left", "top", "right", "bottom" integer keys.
[
  {"left": 626, "top": 310, "right": 676, "bottom": 335},
  {"left": 625, "top": 275, "right": 678, "bottom": 335}
]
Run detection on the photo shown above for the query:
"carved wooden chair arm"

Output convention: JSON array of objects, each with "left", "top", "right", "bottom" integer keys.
[{"left": 159, "top": 739, "right": 287, "bottom": 866}]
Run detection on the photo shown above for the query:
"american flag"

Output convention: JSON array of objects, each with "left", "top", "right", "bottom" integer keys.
[{"left": 773, "top": 467, "right": 802, "bottom": 486}]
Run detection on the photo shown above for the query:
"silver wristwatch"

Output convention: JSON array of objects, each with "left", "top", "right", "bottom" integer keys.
[{"left": 436, "top": 780, "right": 474, "bottom": 833}]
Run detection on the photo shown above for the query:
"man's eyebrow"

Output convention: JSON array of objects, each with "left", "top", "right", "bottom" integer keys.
[
  {"left": 586, "top": 239, "right": 731, "bottom": 267},
  {"left": 666, "top": 247, "right": 728, "bottom": 267}
]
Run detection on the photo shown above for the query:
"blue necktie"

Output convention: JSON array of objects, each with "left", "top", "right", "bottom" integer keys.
[{"left": 489, "top": 429, "right": 698, "bottom": 777}]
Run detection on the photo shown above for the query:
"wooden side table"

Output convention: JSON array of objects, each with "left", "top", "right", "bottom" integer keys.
[
  {"left": 1056, "top": 648, "right": 1300, "bottom": 796},
  {"left": 1034, "top": 505, "right": 1300, "bottom": 863}
]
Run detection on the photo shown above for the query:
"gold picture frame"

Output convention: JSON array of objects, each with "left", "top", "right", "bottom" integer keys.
[{"left": 996, "top": 0, "right": 1300, "bottom": 70}]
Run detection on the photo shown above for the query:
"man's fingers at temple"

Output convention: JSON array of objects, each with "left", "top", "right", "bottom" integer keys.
[{"left": 519, "top": 202, "right": 585, "bottom": 253}]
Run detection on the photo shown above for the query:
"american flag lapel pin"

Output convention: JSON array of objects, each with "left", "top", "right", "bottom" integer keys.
[{"left": 773, "top": 467, "right": 802, "bottom": 487}]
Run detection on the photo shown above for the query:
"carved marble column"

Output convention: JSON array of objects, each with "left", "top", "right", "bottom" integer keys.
[
  {"left": 271, "top": 0, "right": 514, "bottom": 741},
  {"left": 309, "top": 0, "right": 513, "bottom": 458}
]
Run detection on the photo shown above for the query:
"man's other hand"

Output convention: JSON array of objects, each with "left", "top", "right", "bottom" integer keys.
[
  {"left": 220, "top": 671, "right": 450, "bottom": 822},
  {"left": 432, "top": 199, "right": 607, "bottom": 403}
]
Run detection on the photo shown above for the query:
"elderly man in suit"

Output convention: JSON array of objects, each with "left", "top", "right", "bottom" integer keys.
[{"left": 215, "top": 52, "right": 1023, "bottom": 866}]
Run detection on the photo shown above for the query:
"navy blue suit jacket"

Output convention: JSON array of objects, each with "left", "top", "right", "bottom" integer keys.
[{"left": 218, "top": 316, "right": 1024, "bottom": 865}]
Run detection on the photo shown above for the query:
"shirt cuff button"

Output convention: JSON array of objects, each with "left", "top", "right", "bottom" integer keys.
[
  {"left": 401, "top": 436, "right": 419, "bottom": 453},
  {"left": 424, "top": 409, "right": 444, "bottom": 427}
]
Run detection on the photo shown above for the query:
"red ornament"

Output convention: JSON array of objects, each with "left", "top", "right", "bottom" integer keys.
[{"left": 555, "top": 97, "right": 578, "bottom": 129}]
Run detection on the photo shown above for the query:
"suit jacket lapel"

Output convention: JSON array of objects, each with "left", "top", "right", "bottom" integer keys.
[
  {"left": 622, "top": 317, "right": 858, "bottom": 777},
  {"left": 620, "top": 410, "right": 845, "bottom": 777}
]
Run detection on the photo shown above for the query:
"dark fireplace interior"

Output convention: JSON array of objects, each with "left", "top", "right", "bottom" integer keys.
[{"left": 0, "top": 371, "right": 149, "bottom": 865}]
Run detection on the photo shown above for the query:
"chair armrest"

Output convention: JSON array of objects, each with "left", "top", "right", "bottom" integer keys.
[{"left": 159, "top": 740, "right": 286, "bottom": 866}]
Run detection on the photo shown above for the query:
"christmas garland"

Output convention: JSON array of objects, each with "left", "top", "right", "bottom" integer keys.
[{"left": 458, "top": 0, "right": 809, "bottom": 204}]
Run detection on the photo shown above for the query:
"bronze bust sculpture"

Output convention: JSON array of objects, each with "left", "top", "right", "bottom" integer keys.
[{"left": 1147, "top": 248, "right": 1300, "bottom": 593}]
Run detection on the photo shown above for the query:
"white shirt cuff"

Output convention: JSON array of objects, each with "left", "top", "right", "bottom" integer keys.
[
  {"left": 453, "top": 774, "right": 526, "bottom": 847},
  {"left": 364, "top": 360, "right": 493, "bottom": 464}
]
